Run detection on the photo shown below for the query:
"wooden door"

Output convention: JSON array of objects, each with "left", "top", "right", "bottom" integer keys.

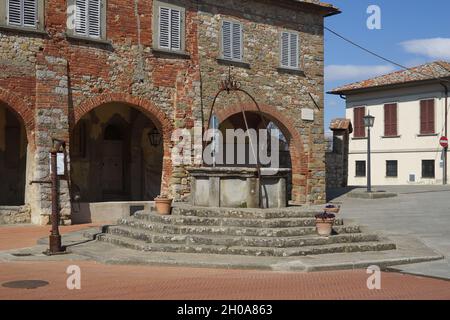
[{"left": 102, "top": 141, "right": 124, "bottom": 194}]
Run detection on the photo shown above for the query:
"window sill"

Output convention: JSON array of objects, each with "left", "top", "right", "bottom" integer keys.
[
  {"left": 355, "top": 176, "right": 366, "bottom": 178},
  {"left": 385, "top": 176, "right": 398, "bottom": 178},
  {"left": 352, "top": 137, "right": 367, "bottom": 140},
  {"left": 417, "top": 133, "right": 438, "bottom": 137},
  {"left": 217, "top": 58, "right": 251, "bottom": 69},
  {"left": 381, "top": 135, "right": 401, "bottom": 139},
  {"left": 66, "top": 34, "right": 112, "bottom": 45},
  {"left": 0, "top": 25, "right": 47, "bottom": 36},
  {"left": 277, "top": 67, "right": 305, "bottom": 76},
  {"left": 151, "top": 48, "right": 191, "bottom": 59}
]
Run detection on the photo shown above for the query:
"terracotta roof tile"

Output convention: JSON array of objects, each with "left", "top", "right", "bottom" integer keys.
[
  {"left": 329, "top": 61, "right": 450, "bottom": 95},
  {"left": 329, "top": 118, "right": 353, "bottom": 133}
]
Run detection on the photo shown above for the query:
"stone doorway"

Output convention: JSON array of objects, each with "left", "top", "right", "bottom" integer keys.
[
  {"left": 0, "top": 103, "right": 27, "bottom": 206},
  {"left": 71, "top": 103, "right": 164, "bottom": 223}
]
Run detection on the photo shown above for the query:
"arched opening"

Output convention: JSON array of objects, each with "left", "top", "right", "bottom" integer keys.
[
  {"left": 70, "top": 102, "right": 164, "bottom": 204},
  {"left": 218, "top": 111, "right": 293, "bottom": 201},
  {"left": 0, "top": 102, "right": 28, "bottom": 205}
]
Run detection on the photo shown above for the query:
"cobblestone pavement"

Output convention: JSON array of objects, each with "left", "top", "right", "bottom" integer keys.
[{"left": 0, "top": 261, "right": 449, "bottom": 300}]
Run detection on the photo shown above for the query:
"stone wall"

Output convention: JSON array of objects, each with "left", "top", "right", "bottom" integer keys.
[
  {"left": 326, "top": 119, "right": 351, "bottom": 189},
  {"left": 197, "top": 0, "right": 327, "bottom": 204},
  {"left": 0, "top": 205, "right": 31, "bottom": 225},
  {"left": 0, "top": 0, "right": 333, "bottom": 224}
]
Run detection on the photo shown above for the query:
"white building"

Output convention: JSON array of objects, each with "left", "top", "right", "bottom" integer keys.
[{"left": 329, "top": 61, "right": 450, "bottom": 186}]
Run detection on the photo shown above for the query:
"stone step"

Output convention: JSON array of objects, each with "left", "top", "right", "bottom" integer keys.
[
  {"left": 133, "top": 213, "right": 344, "bottom": 228},
  {"left": 105, "top": 225, "right": 379, "bottom": 248},
  {"left": 119, "top": 217, "right": 360, "bottom": 237},
  {"left": 96, "top": 233, "right": 396, "bottom": 257},
  {"left": 170, "top": 205, "right": 322, "bottom": 219}
]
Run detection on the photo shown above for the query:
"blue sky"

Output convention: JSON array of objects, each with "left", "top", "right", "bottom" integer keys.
[{"left": 324, "top": 0, "right": 450, "bottom": 130}]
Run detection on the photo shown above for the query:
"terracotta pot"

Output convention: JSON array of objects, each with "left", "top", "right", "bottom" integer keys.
[
  {"left": 315, "top": 218, "right": 335, "bottom": 237},
  {"left": 154, "top": 197, "right": 173, "bottom": 215},
  {"left": 325, "top": 206, "right": 340, "bottom": 214}
]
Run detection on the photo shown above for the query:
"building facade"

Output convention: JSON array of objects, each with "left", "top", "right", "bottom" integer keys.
[
  {"left": 0, "top": 0, "right": 338, "bottom": 225},
  {"left": 330, "top": 61, "right": 450, "bottom": 186}
]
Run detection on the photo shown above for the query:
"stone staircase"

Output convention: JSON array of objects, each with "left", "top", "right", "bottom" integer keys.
[{"left": 90, "top": 205, "right": 396, "bottom": 257}]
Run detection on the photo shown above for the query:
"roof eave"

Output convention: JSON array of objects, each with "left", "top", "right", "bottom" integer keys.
[{"left": 327, "top": 77, "right": 450, "bottom": 97}]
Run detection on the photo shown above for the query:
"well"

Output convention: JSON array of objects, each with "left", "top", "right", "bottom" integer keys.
[{"left": 188, "top": 167, "right": 291, "bottom": 208}]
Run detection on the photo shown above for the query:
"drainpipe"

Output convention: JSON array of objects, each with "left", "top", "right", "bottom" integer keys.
[{"left": 440, "top": 82, "right": 448, "bottom": 185}]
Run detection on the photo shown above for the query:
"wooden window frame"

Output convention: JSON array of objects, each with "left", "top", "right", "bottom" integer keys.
[
  {"left": 384, "top": 103, "right": 398, "bottom": 137},
  {"left": 420, "top": 99, "right": 435, "bottom": 135},
  {"left": 279, "top": 30, "right": 300, "bottom": 70},
  {"left": 0, "top": 0, "right": 45, "bottom": 32},
  {"left": 353, "top": 106, "right": 366, "bottom": 138},
  {"left": 66, "top": 0, "right": 107, "bottom": 41},
  {"left": 220, "top": 18, "right": 243, "bottom": 62},
  {"left": 153, "top": 0, "right": 186, "bottom": 53}
]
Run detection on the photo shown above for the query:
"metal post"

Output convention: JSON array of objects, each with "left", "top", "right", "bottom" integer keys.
[
  {"left": 444, "top": 93, "right": 448, "bottom": 185},
  {"left": 47, "top": 144, "right": 65, "bottom": 255},
  {"left": 367, "top": 126, "right": 372, "bottom": 193}
]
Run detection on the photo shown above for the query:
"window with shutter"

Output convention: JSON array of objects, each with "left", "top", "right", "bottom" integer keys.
[
  {"left": 280, "top": 31, "right": 299, "bottom": 69},
  {"left": 420, "top": 99, "right": 435, "bottom": 134},
  {"left": 384, "top": 103, "right": 397, "bottom": 136},
  {"left": 74, "top": 0, "right": 102, "bottom": 38},
  {"left": 221, "top": 20, "right": 243, "bottom": 61},
  {"left": 7, "top": 0, "right": 37, "bottom": 28},
  {"left": 353, "top": 107, "right": 366, "bottom": 138},
  {"left": 157, "top": 5, "right": 182, "bottom": 51}
]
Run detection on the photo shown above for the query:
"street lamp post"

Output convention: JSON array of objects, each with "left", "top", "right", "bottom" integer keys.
[{"left": 363, "top": 114, "right": 375, "bottom": 193}]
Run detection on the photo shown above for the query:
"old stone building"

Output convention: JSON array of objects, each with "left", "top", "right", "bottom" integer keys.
[{"left": 0, "top": 0, "right": 339, "bottom": 225}]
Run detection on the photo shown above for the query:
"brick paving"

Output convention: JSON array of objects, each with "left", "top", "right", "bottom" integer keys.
[
  {"left": 0, "top": 261, "right": 449, "bottom": 300},
  {"left": 0, "top": 224, "right": 99, "bottom": 251},
  {"left": 0, "top": 224, "right": 449, "bottom": 300}
]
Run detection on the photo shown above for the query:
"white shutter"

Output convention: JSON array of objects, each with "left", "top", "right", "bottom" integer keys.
[
  {"left": 289, "top": 33, "right": 299, "bottom": 68},
  {"left": 159, "top": 7, "right": 170, "bottom": 49},
  {"left": 222, "top": 21, "right": 232, "bottom": 59},
  {"left": 75, "top": 0, "right": 87, "bottom": 35},
  {"left": 280, "top": 32, "right": 289, "bottom": 68},
  {"left": 23, "top": 0, "right": 37, "bottom": 27},
  {"left": 170, "top": 9, "right": 181, "bottom": 50},
  {"left": 231, "top": 22, "right": 242, "bottom": 61},
  {"left": 8, "top": 0, "right": 22, "bottom": 26},
  {"left": 88, "top": 0, "right": 101, "bottom": 37},
  {"left": 281, "top": 31, "right": 299, "bottom": 69}
]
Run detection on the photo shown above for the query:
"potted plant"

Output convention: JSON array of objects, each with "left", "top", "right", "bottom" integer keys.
[
  {"left": 315, "top": 212, "right": 336, "bottom": 237},
  {"left": 154, "top": 194, "right": 173, "bottom": 215},
  {"left": 324, "top": 204, "right": 340, "bottom": 214}
]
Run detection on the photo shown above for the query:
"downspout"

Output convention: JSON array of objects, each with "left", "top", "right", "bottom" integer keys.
[{"left": 440, "top": 82, "right": 448, "bottom": 185}]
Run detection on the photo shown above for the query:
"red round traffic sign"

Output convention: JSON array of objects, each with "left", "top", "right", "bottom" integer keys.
[{"left": 440, "top": 136, "right": 448, "bottom": 148}]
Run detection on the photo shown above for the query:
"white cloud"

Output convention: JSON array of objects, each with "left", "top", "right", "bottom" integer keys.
[
  {"left": 325, "top": 64, "right": 396, "bottom": 82},
  {"left": 401, "top": 38, "right": 450, "bottom": 60}
]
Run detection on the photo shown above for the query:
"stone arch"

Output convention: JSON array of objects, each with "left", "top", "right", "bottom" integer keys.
[
  {"left": 215, "top": 103, "right": 308, "bottom": 203},
  {"left": 73, "top": 93, "right": 173, "bottom": 195},
  {"left": 0, "top": 88, "right": 34, "bottom": 142}
]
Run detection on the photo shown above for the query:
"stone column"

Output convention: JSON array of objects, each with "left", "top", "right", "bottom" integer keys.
[{"left": 33, "top": 48, "right": 71, "bottom": 225}]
